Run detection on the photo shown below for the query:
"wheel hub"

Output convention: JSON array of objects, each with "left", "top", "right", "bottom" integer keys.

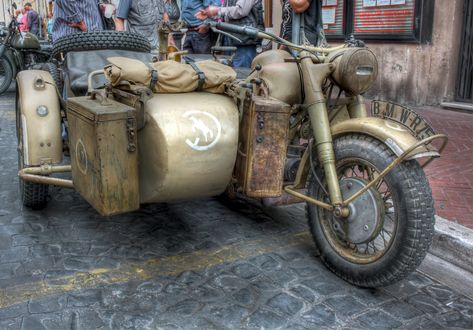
[{"left": 335, "top": 177, "right": 384, "bottom": 244}]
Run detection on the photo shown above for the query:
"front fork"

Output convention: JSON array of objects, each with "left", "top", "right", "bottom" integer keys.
[{"left": 299, "top": 52, "right": 347, "bottom": 216}]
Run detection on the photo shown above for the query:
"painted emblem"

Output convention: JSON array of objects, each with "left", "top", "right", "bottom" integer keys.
[
  {"left": 75, "top": 139, "right": 88, "bottom": 174},
  {"left": 182, "top": 110, "right": 222, "bottom": 151}
]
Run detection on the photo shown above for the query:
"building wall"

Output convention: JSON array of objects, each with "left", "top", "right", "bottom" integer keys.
[
  {"left": 270, "top": 0, "right": 465, "bottom": 106},
  {"left": 365, "top": 0, "right": 465, "bottom": 105}
]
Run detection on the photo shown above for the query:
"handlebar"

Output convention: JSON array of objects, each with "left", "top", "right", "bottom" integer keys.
[
  {"left": 208, "top": 21, "right": 346, "bottom": 57},
  {"left": 210, "top": 22, "right": 259, "bottom": 39}
]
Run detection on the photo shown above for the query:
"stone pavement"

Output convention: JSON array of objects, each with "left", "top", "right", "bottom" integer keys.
[
  {"left": 0, "top": 92, "right": 472, "bottom": 329},
  {"left": 415, "top": 106, "right": 473, "bottom": 229}
]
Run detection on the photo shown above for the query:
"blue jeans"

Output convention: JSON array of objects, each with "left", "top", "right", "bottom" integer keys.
[
  {"left": 232, "top": 45, "right": 257, "bottom": 68},
  {"left": 183, "top": 31, "right": 212, "bottom": 54}
]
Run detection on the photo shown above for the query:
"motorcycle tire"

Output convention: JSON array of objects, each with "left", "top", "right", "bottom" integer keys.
[
  {"left": 307, "top": 134, "right": 435, "bottom": 288},
  {"left": 0, "top": 57, "right": 13, "bottom": 95},
  {"left": 52, "top": 31, "right": 151, "bottom": 59},
  {"left": 16, "top": 88, "right": 49, "bottom": 209},
  {"left": 41, "top": 62, "right": 63, "bottom": 95}
]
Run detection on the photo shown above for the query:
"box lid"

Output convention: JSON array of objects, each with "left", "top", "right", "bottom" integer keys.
[{"left": 67, "top": 96, "right": 135, "bottom": 122}]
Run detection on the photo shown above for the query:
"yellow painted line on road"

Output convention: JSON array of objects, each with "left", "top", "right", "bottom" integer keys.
[{"left": 0, "top": 231, "right": 313, "bottom": 309}]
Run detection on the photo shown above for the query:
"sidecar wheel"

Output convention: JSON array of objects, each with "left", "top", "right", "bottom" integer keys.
[
  {"left": 16, "top": 89, "right": 49, "bottom": 209},
  {"left": 307, "top": 134, "right": 435, "bottom": 288}
]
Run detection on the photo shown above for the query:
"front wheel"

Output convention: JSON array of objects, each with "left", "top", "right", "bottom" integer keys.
[
  {"left": 0, "top": 57, "right": 13, "bottom": 95},
  {"left": 307, "top": 134, "right": 435, "bottom": 287}
]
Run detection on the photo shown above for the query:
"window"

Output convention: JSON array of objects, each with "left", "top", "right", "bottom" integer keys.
[{"left": 322, "top": 0, "right": 434, "bottom": 43}]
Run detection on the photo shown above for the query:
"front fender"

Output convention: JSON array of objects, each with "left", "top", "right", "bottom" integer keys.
[
  {"left": 16, "top": 70, "right": 62, "bottom": 166},
  {"left": 331, "top": 117, "right": 439, "bottom": 160}
]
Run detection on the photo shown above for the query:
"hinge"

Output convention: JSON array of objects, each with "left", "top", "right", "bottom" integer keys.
[{"left": 126, "top": 110, "right": 137, "bottom": 152}]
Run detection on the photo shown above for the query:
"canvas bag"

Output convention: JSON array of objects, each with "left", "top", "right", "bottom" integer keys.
[{"left": 104, "top": 57, "right": 236, "bottom": 94}]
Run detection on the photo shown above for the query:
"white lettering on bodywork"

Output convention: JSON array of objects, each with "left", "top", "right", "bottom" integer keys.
[{"left": 183, "top": 110, "right": 222, "bottom": 151}]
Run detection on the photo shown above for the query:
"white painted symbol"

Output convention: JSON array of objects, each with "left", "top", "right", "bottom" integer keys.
[
  {"left": 75, "top": 139, "right": 88, "bottom": 175},
  {"left": 183, "top": 110, "right": 222, "bottom": 151}
]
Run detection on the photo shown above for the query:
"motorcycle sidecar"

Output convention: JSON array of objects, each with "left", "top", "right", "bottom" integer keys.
[{"left": 16, "top": 49, "right": 245, "bottom": 216}]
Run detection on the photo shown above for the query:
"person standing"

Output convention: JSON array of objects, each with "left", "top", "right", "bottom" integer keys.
[
  {"left": 19, "top": 9, "right": 29, "bottom": 32},
  {"left": 47, "top": 13, "right": 54, "bottom": 36},
  {"left": 24, "top": 3, "right": 40, "bottom": 36},
  {"left": 181, "top": 0, "right": 219, "bottom": 54},
  {"left": 115, "top": 0, "right": 164, "bottom": 49},
  {"left": 280, "top": 0, "right": 324, "bottom": 46},
  {"left": 196, "top": 0, "right": 263, "bottom": 67},
  {"left": 51, "top": 0, "right": 104, "bottom": 41}
]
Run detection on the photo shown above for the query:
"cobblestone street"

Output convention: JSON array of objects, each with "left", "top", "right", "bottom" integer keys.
[{"left": 0, "top": 92, "right": 472, "bottom": 329}]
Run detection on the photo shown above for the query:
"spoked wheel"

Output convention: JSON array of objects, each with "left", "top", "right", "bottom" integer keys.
[
  {"left": 0, "top": 57, "right": 13, "bottom": 95},
  {"left": 16, "top": 88, "right": 49, "bottom": 209},
  {"left": 307, "top": 134, "right": 435, "bottom": 287}
]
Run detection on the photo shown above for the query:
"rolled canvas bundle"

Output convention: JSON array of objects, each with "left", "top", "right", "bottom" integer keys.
[{"left": 104, "top": 57, "right": 236, "bottom": 94}]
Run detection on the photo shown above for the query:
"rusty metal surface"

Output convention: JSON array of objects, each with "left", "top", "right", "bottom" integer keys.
[
  {"left": 67, "top": 97, "right": 140, "bottom": 216},
  {"left": 235, "top": 96, "right": 291, "bottom": 198}
]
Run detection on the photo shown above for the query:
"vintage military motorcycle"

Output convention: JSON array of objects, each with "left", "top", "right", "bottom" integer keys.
[
  {"left": 15, "top": 22, "right": 447, "bottom": 288},
  {"left": 0, "top": 13, "right": 52, "bottom": 94}
]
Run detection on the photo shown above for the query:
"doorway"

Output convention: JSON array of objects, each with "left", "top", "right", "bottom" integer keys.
[{"left": 456, "top": 0, "right": 473, "bottom": 102}]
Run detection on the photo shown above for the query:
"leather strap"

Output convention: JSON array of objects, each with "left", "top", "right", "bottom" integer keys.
[
  {"left": 189, "top": 62, "right": 205, "bottom": 91},
  {"left": 149, "top": 67, "right": 158, "bottom": 90}
]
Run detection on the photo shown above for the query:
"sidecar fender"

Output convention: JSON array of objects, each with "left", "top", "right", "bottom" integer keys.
[
  {"left": 331, "top": 117, "right": 439, "bottom": 160},
  {"left": 16, "top": 70, "right": 62, "bottom": 166}
]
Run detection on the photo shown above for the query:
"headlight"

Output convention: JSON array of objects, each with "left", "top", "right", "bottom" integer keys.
[{"left": 330, "top": 48, "right": 378, "bottom": 95}]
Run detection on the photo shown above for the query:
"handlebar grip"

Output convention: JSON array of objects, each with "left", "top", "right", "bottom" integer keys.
[{"left": 214, "top": 22, "right": 259, "bottom": 38}]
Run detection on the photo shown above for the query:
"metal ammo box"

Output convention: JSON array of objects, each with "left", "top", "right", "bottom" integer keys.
[
  {"left": 234, "top": 95, "right": 291, "bottom": 197},
  {"left": 67, "top": 95, "right": 140, "bottom": 216}
]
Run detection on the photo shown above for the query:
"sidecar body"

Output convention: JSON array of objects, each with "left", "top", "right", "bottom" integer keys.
[
  {"left": 17, "top": 47, "right": 290, "bottom": 216},
  {"left": 16, "top": 47, "right": 441, "bottom": 217}
]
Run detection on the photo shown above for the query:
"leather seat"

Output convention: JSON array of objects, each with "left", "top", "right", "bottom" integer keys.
[{"left": 64, "top": 49, "right": 153, "bottom": 97}]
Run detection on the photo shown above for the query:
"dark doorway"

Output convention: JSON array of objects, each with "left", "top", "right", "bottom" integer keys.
[{"left": 456, "top": 0, "right": 473, "bottom": 102}]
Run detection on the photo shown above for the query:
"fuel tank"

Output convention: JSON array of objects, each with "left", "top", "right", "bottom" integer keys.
[
  {"left": 139, "top": 93, "right": 239, "bottom": 203},
  {"left": 250, "top": 50, "right": 302, "bottom": 105},
  {"left": 11, "top": 32, "right": 40, "bottom": 49}
]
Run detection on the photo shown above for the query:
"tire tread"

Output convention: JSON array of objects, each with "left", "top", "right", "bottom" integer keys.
[{"left": 307, "top": 134, "right": 435, "bottom": 287}]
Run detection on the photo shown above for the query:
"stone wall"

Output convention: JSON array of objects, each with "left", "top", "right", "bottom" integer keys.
[
  {"left": 270, "top": 0, "right": 465, "bottom": 106},
  {"left": 365, "top": 0, "right": 465, "bottom": 105}
]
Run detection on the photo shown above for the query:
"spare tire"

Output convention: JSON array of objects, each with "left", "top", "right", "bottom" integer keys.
[{"left": 52, "top": 31, "right": 151, "bottom": 59}]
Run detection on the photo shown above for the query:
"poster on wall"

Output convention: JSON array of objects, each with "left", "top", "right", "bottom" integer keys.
[
  {"left": 323, "top": 0, "right": 338, "bottom": 5},
  {"left": 363, "top": 0, "right": 406, "bottom": 6},
  {"left": 362, "top": 0, "right": 377, "bottom": 7},
  {"left": 322, "top": 0, "right": 344, "bottom": 36},
  {"left": 354, "top": 0, "right": 415, "bottom": 35},
  {"left": 322, "top": 7, "right": 337, "bottom": 25}
]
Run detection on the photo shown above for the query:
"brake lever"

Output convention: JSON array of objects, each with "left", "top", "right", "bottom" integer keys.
[{"left": 210, "top": 26, "right": 242, "bottom": 44}]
